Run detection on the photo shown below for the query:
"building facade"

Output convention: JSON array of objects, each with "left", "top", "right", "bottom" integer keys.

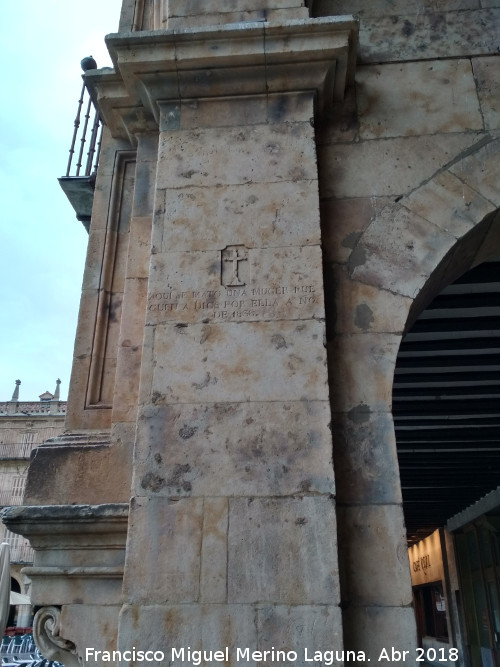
[
  {"left": 0, "top": 381, "right": 66, "bottom": 628},
  {"left": 2, "top": 1, "right": 500, "bottom": 666}
]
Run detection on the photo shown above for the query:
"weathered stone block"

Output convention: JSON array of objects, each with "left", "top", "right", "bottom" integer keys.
[
  {"left": 337, "top": 505, "right": 412, "bottom": 607},
  {"left": 404, "top": 170, "right": 496, "bottom": 237},
  {"left": 155, "top": 180, "right": 320, "bottom": 251},
  {"left": 357, "top": 60, "right": 482, "bottom": 139},
  {"left": 123, "top": 496, "right": 203, "bottom": 603},
  {"left": 132, "top": 146, "right": 158, "bottom": 218},
  {"left": 167, "top": 8, "right": 310, "bottom": 29},
  {"left": 342, "top": 606, "right": 417, "bottom": 661},
  {"left": 348, "top": 203, "right": 457, "bottom": 297},
  {"left": 325, "top": 264, "right": 412, "bottom": 334},
  {"left": 320, "top": 196, "right": 391, "bottom": 265},
  {"left": 118, "top": 604, "right": 258, "bottom": 667},
  {"left": 356, "top": 9, "right": 500, "bottom": 64},
  {"left": 61, "top": 605, "right": 120, "bottom": 660},
  {"left": 200, "top": 498, "right": 228, "bottom": 603},
  {"left": 82, "top": 229, "right": 112, "bottom": 290},
  {"left": 228, "top": 496, "right": 339, "bottom": 604},
  {"left": 157, "top": 123, "right": 317, "bottom": 189},
  {"left": 119, "top": 276, "right": 148, "bottom": 345},
  {"left": 257, "top": 605, "right": 343, "bottom": 667},
  {"left": 318, "top": 133, "right": 480, "bottom": 198},
  {"left": 312, "top": 0, "right": 478, "bottom": 17},
  {"left": 331, "top": 410, "right": 402, "bottom": 504},
  {"left": 112, "top": 345, "right": 143, "bottom": 423},
  {"left": 176, "top": 95, "right": 269, "bottom": 130},
  {"left": 472, "top": 56, "right": 500, "bottom": 130},
  {"left": 449, "top": 137, "right": 500, "bottom": 206},
  {"left": 134, "top": 401, "right": 334, "bottom": 497},
  {"left": 166, "top": 0, "right": 305, "bottom": 17},
  {"left": 328, "top": 333, "right": 400, "bottom": 413},
  {"left": 71, "top": 289, "right": 100, "bottom": 358},
  {"left": 149, "top": 320, "right": 329, "bottom": 404},
  {"left": 126, "top": 217, "right": 152, "bottom": 278},
  {"left": 25, "top": 439, "right": 130, "bottom": 505},
  {"left": 136, "top": 324, "right": 155, "bottom": 407}
]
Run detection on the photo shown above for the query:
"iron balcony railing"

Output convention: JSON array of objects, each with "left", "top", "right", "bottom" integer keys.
[
  {"left": 59, "top": 57, "right": 102, "bottom": 230},
  {"left": 65, "top": 77, "right": 102, "bottom": 179}
]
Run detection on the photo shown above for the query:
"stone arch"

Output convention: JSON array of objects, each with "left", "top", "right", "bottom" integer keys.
[{"left": 329, "top": 137, "right": 500, "bottom": 654}]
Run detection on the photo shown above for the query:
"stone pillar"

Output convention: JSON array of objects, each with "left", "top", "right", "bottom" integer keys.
[
  {"left": 99, "top": 15, "right": 357, "bottom": 664},
  {"left": 120, "top": 89, "right": 342, "bottom": 657},
  {"left": 329, "top": 330, "right": 417, "bottom": 656}
]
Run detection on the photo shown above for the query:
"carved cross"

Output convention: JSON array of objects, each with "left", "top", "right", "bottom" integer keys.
[{"left": 224, "top": 248, "right": 247, "bottom": 286}]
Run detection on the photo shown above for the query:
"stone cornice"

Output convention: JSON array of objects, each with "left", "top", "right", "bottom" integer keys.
[
  {"left": 2, "top": 504, "right": 129, "bottom": 608},
  {"left": 86, "top": 16, "right": 358, "bottom": 141},
  {"left": 1, "top": 502, "right": 129, "bottom": 540}
]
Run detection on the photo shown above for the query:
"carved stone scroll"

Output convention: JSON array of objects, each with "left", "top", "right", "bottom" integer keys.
[{"left": 33, "top": 606, "right": 81, "bottom": 667}]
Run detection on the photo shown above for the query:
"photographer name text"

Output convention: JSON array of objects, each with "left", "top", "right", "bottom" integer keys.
[{"left": 85, "top": 645, "right": 459, "bottom": 663}]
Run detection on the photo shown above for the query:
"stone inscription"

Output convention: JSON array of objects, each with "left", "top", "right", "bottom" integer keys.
[{"left": 148, "top": 284, "right": 318, "bottom": 321}]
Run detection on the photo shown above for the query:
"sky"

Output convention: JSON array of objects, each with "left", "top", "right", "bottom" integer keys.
[{"left": 0, "top": 0, "right": 123, "bottom": 401}]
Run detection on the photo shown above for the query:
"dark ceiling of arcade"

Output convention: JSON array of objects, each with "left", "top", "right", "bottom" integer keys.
[{"left": 393, "top": 258, "right": 500, "bottom": 545}]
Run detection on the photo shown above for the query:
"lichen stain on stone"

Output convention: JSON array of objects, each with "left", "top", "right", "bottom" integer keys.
[
  {"left": 289, "top": 166, "right": 306, "bottom": 181},
  {"left": 167, "top": 464, "right": 192, "bottom": 494},
  {"left": 354, "top": 303, "right": 374, "bottom": 332},
  {"left": 429, "top": 14, "right": 446, "bottom": 42},
  {"left": 141, "top": 472, "right": 166, "bottom": 492},
  {"left": 179, "top": 425, "right": 197, "bottom": 440},
  {"left": 151, "top": 391, "right": 164, "bottom": 405},
  {"left": 179, "top": 169, "right": 198, "bottom": 179},
  {"left": 295, "top": 517, "right": 307, "bottom": 525},
  {"left": 401, "top": 20, "right": 415, "bottom": 38},
  {"left": 154, "top": 453, "right": 162, "bottom": 464},
  {"left": 192, "top": 373, "right": 217, "bottom": 390},
  {"left": 348, "top": 403, "right": 372, "bottom": 424},
  {"left": 266, "top": 142, "right": 281, "bottom": 155},
  {"left": 271, "top": 334, "right": 287, "bottom": 350}
]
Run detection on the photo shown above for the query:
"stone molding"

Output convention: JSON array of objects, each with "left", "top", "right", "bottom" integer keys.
[
  {"left": 85, "top": 17, "right": 358, "bottom": 142},
  {"left": 1, "top": 503, "right": 129, "bottom": 605},
  {"left": 39, "top": 431, "right": 113, "bottom": 449}
]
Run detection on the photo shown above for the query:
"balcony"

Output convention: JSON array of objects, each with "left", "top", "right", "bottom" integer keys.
[
  {"left": 0, "top": 442, "right": 35, "bottom": 460},
  {"left": 59, "top": 58, "right": 102, "bottom": 232},
  {"left": 0, "top": 530, "right": 34, "bottom": 564}
]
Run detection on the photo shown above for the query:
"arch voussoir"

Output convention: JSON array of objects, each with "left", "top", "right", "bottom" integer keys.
[{"left": 348, "top": 136, "right": 500, "bottom": 308}]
